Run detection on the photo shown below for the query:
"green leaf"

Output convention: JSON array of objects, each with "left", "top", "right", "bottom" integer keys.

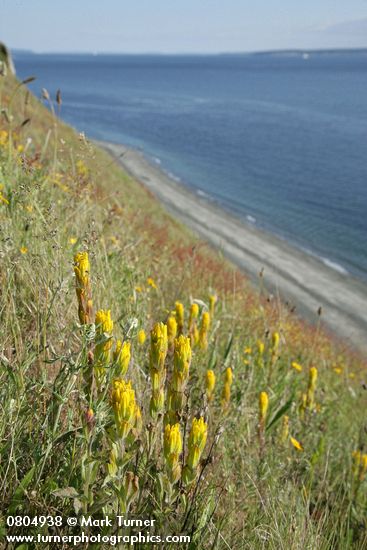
[
  {"left": 223, "top": 334, "right": 234, "bottom": 364},
  {"left": 8, "top": 466, "right": 35, "bottom": 514},
  {"left": 266, "top": 395, "right": 294, "bottom": 432},
  {"left": 208, "top": 349, "right": 217, "bottom": 371}
]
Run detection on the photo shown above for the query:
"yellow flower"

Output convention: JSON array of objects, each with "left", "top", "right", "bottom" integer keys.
[
  {"left": 186, "top": 417, "right": 208, "bottom": 470},
  {"left": 166, "top": 336, "right": 192, "bottom": 422},
  {"left": 164, "top": 423, "right": 182, "bottom": 483},
  {"left": 164, "top": 423, "right": 182, "bottom": 456},
  {"left": 199, "top": 311, "right": 210, "bottom": 350},
  {"left": 209, "top": 294, "right": 217, "bottom": 318},
  {"left": 307, "top": 366, "right": 318, "bottom": 409},
  {"left": 243, "top": 346, "right": 252, "bottom": 355},
  {"left": 149, "top": 322, "right": 168, "bottom": 417},
  {"left": 94, "top": 310, "right": 114, "bottom": 384},
  {"left": 291, "top": 361, "right": 303, "bottom": 372},
  {"left": 95, "top": 309, "right": 114, "bottom": 335},
  {"left": 0, "top": 191, "right": 9, "bottom": 205},
  {"left": 69, "top": 237, "right": 77, "bottom": 245},
  {"left": 0, "top": 130, "right": 8, "bottom": 146},
  {"left": 74, "top": 251, "right": 93, "bottom": 325},
  {"left": 113, "top": 339, "right": 131, "bottom": 377},
  {"left": 108, "top": 235, "right": 119, "bottom": 246},
  {"left": 167, "top": 315, "right": 177, "bottom": 346},
  {"left": 134, "top": 405, "right": 143, "bottom": 436},
  {"left": 188, "top": 303, "right": 199, "bottom": 332},
  {"left": 135, "top": 285, "right": 143, "bottom": 293},
  {"left": 224, "top": 367, "right": 233, "bottom": 386},
  {"left": 76, "top": 159, "right": 88, "bottom": 177},
  {"left": 333, "top": 367, "right": 342, "bottom": 375},
  {"left": 137, "top": 329, "right": 146, "bottom": 345},
  {"left": 259, "top": 391, "right": 269, "bottom": 423},
  {"left": 20, "top": 246, "right": 28, "bottom": 254},
  {"left": 271, "top": 332, "right": 280, "bottom": 349},
  {"left": 206, "top": 369, "right": 216, "bottom": 401},
  {"left": 111, "top": 379, "right": 137, "bottom": 439},
  {"left": 189, "top": 303, "right": 199, "bottom": 320},
  {"left": 309, "top": 366, "right": 318, "bottom": 388},
  {"left": 150, "top": 322, "right": 168, "bottom": 371},
  {"left": 147, "top": 276, "right": 157, "bottom": 289},
  {"left": 25, "top": 204, "right": 33, "bottom": 213},
  {"left": 257, "top": 340, "right": 265, "bottom": 355},
  {"left": 74, "top": 251, "right": 90, "bottom": 288},
  {"left": 172, "top": 335, "right": 191, "bottom": 391},
  {"left": 175, "top": 301, "right": 184, "bottom": 333},
  {"left": 290, "top": 436, "right": 303, "bottom": 452}
]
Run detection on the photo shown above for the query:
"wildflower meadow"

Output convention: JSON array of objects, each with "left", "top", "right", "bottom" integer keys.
[{"left": 1, "top": 67, "right": 367, "bottom": 549}]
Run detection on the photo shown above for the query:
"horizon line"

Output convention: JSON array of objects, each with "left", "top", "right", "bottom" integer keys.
[{"left": 11, "top": 46, "right": 367, "bottom": 56}]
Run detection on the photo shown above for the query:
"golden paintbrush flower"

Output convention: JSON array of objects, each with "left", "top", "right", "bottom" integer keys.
[
  {"left": 257, "top": 340, "right": 265, "bottom": 355},
  {"left": 94, "top": 310, "right": 114, "bottom": 384},
  {"left": 291, "top": 361, "right": 303, "bottom": 372},
  {"left": 206, "top": 369, "right": 216, "bottom": 401},
  {"left": 259, "top": 391, "right": 269, "bottom": 423},
  {"left": 166, "top": 335, "right": 192, "bottom": 423},
  {"left": 307, "top": 366, "right": 318, "bottom": 409},
  {"left": 74, "top": 251, "right": 90, "bottom": 290},
  {"left": 290, "top": 436, "right": 303, "bottom": 452},
  {"left": 164, "top": 423, "right": 182, "bottom": 483},
  {"left": 95, "top": 309, "right": 114, "bottom": 336},
  {"left": 150, "top": 322, "right": 168, "bottom": 371},
  {"left": 147, "top": 276, "right": 157, "bottom": 289},
  {"left": 113, "top": 339, "right": 131, "bottom": 377},
  {"left": 188, "top": 302, "right": 199, "bottom": 335},
  {"left": 309, "top": 366, "right": 318, "bottom": 389},
  {"left": 175, "top": 301, "right": 185, "bottom": 334},
  {"left": 224, "top": 367, "right": 233, "bottom": 386},
  {"left": 172, "top": 335, "right": 191, "bottom": 391},
  {"left": 189, "top": 303, "right": 199, "bottom": 321},
  {"left": 137, "top": 329, "right": 146, "bottom": 345},
  {"left": 199, "top": 311, "right": 210, "bottom": 350},
  {"left": 271, "top": 331, "right": 280, "bottom": 349},
  {"left": 111, "top": 379, "right": 137, "bottom": 439},
  {"left": 167, "top": 315, "right": 178, "bottom": 347},
  {"left": 149, "top": 322, "right": 168, "bottom": 416},
  {"left": 187, "top": 417, "right": 207, "bottom": 469},
  {"left": 74, "top": 251, "right": 93, "bottom": 324},
  {"left": 221, "top": 367, "right": 233, "bottom": 409}
]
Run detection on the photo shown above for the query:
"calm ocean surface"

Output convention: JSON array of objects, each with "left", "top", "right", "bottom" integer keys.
[{"left": 14, "top": 52, "right": 367, "bottom": 281}]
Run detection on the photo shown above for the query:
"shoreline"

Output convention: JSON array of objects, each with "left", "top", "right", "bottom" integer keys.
[{"left": 98, "top": 140, "right": 367, "bottom": 353}]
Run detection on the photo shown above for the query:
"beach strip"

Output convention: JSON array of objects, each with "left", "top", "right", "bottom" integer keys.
[{"left": 98, "top": 141, "right": 367, "bottom": 353}]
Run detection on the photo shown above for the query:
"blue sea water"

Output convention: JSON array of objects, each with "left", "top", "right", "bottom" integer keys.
[{"left": 14, "top": 51, "right": 367, "bottom": 281}]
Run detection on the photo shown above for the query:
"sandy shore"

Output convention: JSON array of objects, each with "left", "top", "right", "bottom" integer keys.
[{"left": 98, "top": 140, "right": 367, "bottom": 353}]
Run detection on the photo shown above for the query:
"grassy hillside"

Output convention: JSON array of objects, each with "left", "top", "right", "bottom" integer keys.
[{"left": 0, "top": 70, "right": 367, "bottom": 549}]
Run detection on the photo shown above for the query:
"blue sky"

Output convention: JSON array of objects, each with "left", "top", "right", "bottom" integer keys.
[{"left": 1, "top": 0, "right": 367, "bottom": 53}]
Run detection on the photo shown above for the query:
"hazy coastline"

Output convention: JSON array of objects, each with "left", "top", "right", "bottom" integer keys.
[{"left": 98, "top": 140, "right": 367, "bottom": 353}]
